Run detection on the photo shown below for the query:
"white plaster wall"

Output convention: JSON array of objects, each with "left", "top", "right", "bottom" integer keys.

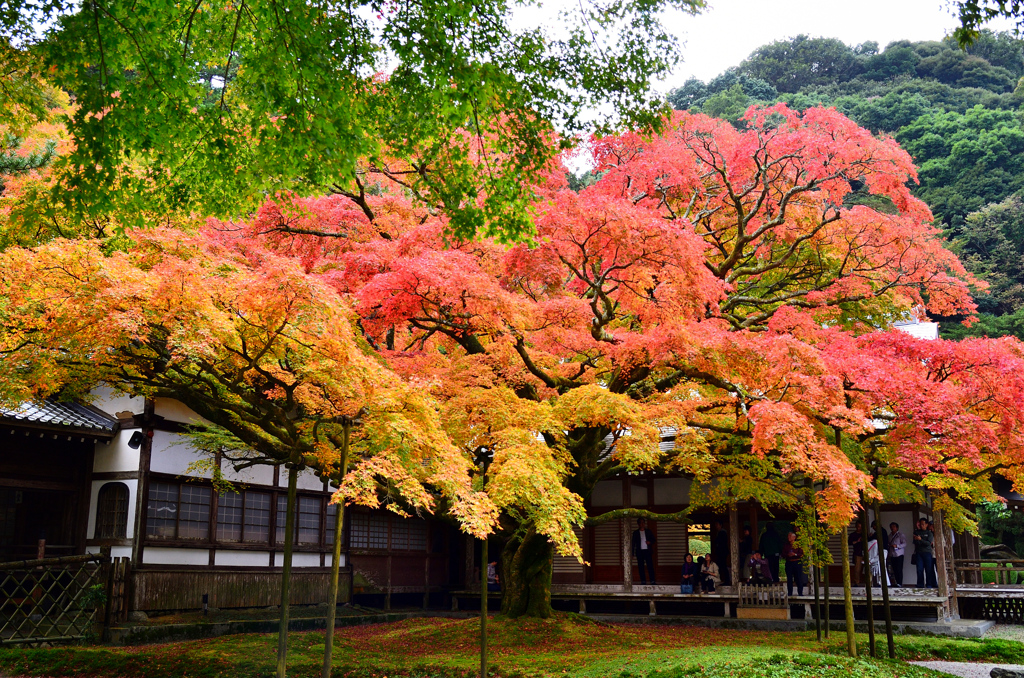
[
  {"left": 154, "top": 398, "right": 212, "bottom": 425},
  {"left": 93, "top": 431, "right": 143, "bottom": 474},
  {"left": 214, "top": 550, "right": 272, "bottom": 567},
  {"left": 591, "top": 480, "right": 623, "bottom": 506},
  {"left": 297, "top": 467, "right": 324, "bottom": 492},
  {"left": 91, "top": 386, "right": 144, "bottom": 418},
  {"left": 150, "top": 430, "right": 212, "bottom": 478},
  {"left": 143, "top": 547, "right": 210, "bottom": 565},
  {"left": 274, "top": 552, "right": 322, "bottom": 567},
  {"left": 653, "top": 477, "right": 691, "bottom": 505},
  {"left": 86, "top": 545, "right": 132, "bottom": 559},
  {"left": 221, "top": 461, "right": 275, "bottom": 486},
  {"left": 630, "top": 481, "right": 647, "bottom": 506},
  {"left": 86, "top": 478, "right": 139, "bottom": 539}
]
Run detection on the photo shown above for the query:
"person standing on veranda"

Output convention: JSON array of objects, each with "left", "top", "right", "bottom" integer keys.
[
  {"left": 632, "top": 518, "right": 657, "bottom": 586},
  {"left": 913, "top": 518, "right": 937, "bottom": 588},
  {"left": 782, "top": 532, "right": 806, "bottom": 596},
  {"left": 888, "top": 522, "right": 906, "bottom": 587}
]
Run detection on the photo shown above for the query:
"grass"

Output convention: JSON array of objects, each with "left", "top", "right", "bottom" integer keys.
[{"left": 0, "top": 615, "right": 1020, "bottom": 678}]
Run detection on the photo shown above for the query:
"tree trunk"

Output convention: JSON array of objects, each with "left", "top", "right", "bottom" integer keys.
[
  {"left": 278, "top": 465, "right": 298, "bottom": 678},
  {"left": 862, "top": 509, "right": 875, "bottom": 657},
  {"left": 873, "top": 498, "right": 895, "bottom": 659},
  {"left": 500, "top": 528, "right": 553, "bottom": 618},
  {"left": 323, "top": 424, "right": 350, "bottom": 678},
  {"left": 840, "top": 526, "right": 856, "bottom": 658},
  {"left": 824, "top": 558, "right": 830, "bottom": 639},
  {"left": 481, "top": 537, "right": 488, "bottom": 678}
]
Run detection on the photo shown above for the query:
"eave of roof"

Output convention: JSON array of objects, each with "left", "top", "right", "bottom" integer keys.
[{"left": 0, "top": 399, "right": 119, "bottom": 439}]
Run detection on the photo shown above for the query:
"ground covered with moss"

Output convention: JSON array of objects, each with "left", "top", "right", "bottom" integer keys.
[{"left": 1, "top": 615, "right": 1023, "bottom": 678}]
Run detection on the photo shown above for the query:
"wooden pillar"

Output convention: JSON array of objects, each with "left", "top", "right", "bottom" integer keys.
[
  {"left": 729, "top": 504, "right": 740, "bottom": 589},
  {"left": 622, "top": 476, "right": 632, "bottom": 592},
  {"left": 748, "top": 503, "right": 758, "bottom": 543},
  {"left": 933, "top": 509, "right": 959, "bottom": 619}
]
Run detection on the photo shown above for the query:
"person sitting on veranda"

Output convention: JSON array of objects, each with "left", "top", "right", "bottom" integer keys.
[
  {"left": 487, "top": 560, "right": 501, "bottom": 592},
  {"left": 700, "top": 553, "right": 721, "bottom": 594},
  {"left": 680, "top": 553, "right": 699, "bottom": 593},
  {"left": 747, "top": 550, "right": 773, "bottom": 584}
]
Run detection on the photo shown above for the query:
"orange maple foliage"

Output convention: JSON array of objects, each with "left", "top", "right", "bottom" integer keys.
[
  {"left": 213, "top": 105, "right": 1024, "bottom": 616},
  {"left": 3, "top": 104, "right": 1022, "bottom": 618},
  {"left": 0, "top": 229, "right": 497, "bottom": 538}
]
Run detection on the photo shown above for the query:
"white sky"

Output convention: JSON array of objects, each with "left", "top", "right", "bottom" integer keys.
[{"left": 662, "top": 0, "right": 1017, "bottom": 90}]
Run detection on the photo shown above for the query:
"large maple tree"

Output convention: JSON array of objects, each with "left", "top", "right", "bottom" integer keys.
[
  {"left": 0, "top": 228, "right": 496, "bottom": 671},
  {"left": 228, "top": 104, "right": 1024, "bottom": 618}
]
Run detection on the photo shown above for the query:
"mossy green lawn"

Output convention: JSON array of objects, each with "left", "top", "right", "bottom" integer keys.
[{"left": 1, "top": 616, "right": 1021, "bottom": 678}]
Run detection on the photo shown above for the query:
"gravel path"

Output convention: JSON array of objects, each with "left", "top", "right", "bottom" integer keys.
[
  {"left": 987, "top": 624, "right": 1024, "bottom": 643},
  {"left": 910, "top": 662, "right": 1024, "bottom": 678}
]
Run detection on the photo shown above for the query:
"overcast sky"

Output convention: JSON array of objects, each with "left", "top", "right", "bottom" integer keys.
[{"left": 656, "top": 0, "right": 1017, "bottom": 91}]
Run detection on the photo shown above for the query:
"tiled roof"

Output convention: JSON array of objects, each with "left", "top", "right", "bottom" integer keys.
[{"left": 0, "top": 399, "right": 118, "bottom": 435}]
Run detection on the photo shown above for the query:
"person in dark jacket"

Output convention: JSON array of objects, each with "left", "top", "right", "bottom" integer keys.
[
  {"left": 848, "top": 522, "right": 864, "bottom": 586},
  {"left": 747, "top": 550, "right": 773, "bottom": 584},
  {"left": 712, "top": 520, "right": 730, "bottom": 585},
  {"left": 913, "top": 518, "right": 937, "bottom": 588},
  {"left": 759, "top": 523, "right": 782, "bottom": 582},
  {"left": 631, "top": 518, "right": 657, "bottom": 585},
  {"left": 680, "top": 553, "right": 698, "bottom": 593},
  {"left": 739, "top": 527, "right": 753, "bottom": 580},
  {"left": 781, "top": 531, "right": 806, "bottom": 596}
]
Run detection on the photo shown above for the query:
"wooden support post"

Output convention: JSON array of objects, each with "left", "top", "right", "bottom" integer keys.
[
  {"left": 933, "top": 509, "right": 959, "bottom": 620},
  {"left": 579, "top": 598, "right": 586, "bottom": 614},
  {"left": 648, "top": 600, "right": 657, "bottom": 616},
  {"left": 873, "top": 498, "right": 895, "bottom": 659},
  {"left": 862, "top": 508, "right": 875, "bottom": 658},
  {"left": 729, "top": 504, "right": 740, "bottom": 589},
  {"left": 813, "top": 565, "right": 821, "bottom": 642},
  {"left": 385, "top": 553, "right": 392, "bottom": 611},
  {"left": 622, "top": 477, "right": 632, "bottom": 593},
  {"left": 723, "top": 601, "right": 731, "bottom": 617}
]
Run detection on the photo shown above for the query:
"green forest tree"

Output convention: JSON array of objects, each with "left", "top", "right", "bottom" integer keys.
[{"left": 4, "top": 0, "right": 703, "bottom": 242}]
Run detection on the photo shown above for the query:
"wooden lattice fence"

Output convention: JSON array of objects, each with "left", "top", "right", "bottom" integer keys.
[{"left": 0, "top": 553, "right": 116, "bottom": 646}]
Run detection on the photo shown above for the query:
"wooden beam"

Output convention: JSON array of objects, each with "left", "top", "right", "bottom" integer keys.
[
  {"left": 729, "top": 503, "right": 740, "bottom": 588},
  {"left": 0, "top": 477, "right": 77, "bottom": 491}
]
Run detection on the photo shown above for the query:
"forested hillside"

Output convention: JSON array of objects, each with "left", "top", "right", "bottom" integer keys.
[{"left": 668, "top": 32, "right": 1024, "bottom": 339}]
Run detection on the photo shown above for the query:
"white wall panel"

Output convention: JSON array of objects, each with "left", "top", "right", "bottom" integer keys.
[
  {"left": 86, "top": 545, "right": 133, "bottom": 559},
  {"left": 150, "top": 431, "right": 211, "bottom": 478},
  {"left": 143, "top": 547, "right": 210, "bottom": 565},
  {"left": 221, "top": 462, "right": 275, "bottom": 486},
  {"left": 274, "top": 552, "right": 323, "bottom": 567},
  {"left": 93, "top": 431, "right": 142, "bottom": 473},
  {"left": 653, "top": 478, "right": 691, "bottom": 505},
  {"left": 154, "top": 398, "right": 212, "bottom": 425},
  {"left": 297, "top": 467, "right": 325, "bottom": 491},
  {"left": 214, "top": 550, "right": 272, "bottom": 567},
  {"left": 591, "top": 480, "right": 623, "bottom": 507},
  {"left": 91, "top": 386, "right": 144, "bottom": 418}
]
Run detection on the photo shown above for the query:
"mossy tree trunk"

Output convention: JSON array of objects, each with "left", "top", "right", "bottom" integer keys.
[
  {"left": 500, "top": 528, "right": 553, "bottom": 618},
  {"left": 322, "top": 421, "right": 350, "bottom": 678},
  {"left": 278, "top": 464, "right": 299, "bottom": 678},
  {"left": 840, "top": 525, "right": 856, "bottom": 658}
]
